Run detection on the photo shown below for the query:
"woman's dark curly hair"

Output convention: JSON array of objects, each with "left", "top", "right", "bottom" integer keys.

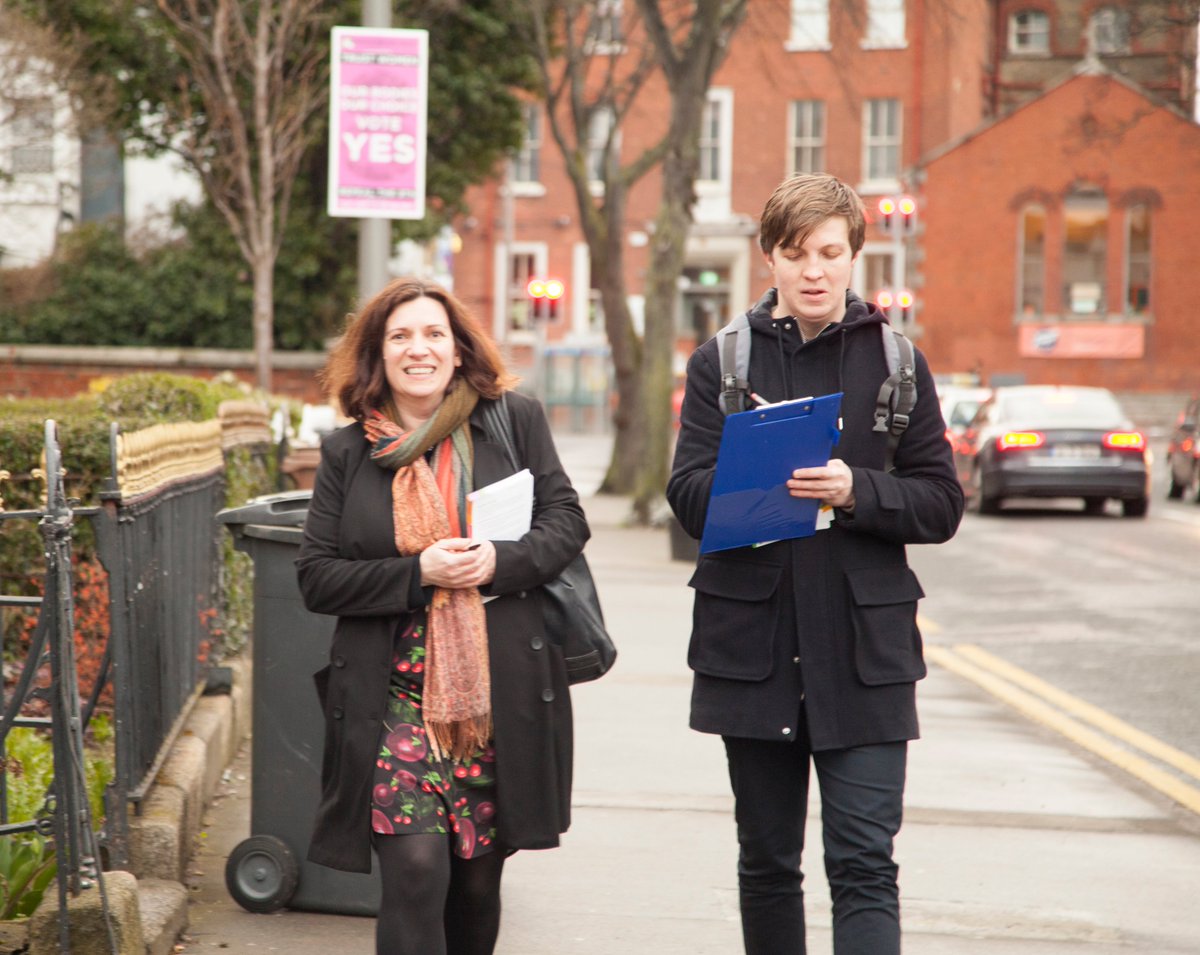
[{"left": 322, "top": 277, "right": 518, "bottom": 421}]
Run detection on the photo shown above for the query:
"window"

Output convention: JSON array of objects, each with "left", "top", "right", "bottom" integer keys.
[
  {"left": 1090, "top": 7, "right": 1130, "bottom": 55},
  {"left": 505, "top": 249, "right": 544, "bottom": 333},
  {"left": 790, "top": 100, "right": 825, "bottom": 174},
  {"left": 587, "top": 0, "right": 624, "bottom": 51},
  {"left": 1063, "top": 189, "right": 1108, "bottom": 315},
  {"left": 698, "top": 99, "right": 722, "bottom": 182},
  {"left": 1126, "top": 205, "right": 1151, "bottom": 314},
  {"left": 11, "top": 98, "right": 54, "bottom": 174},
  {"left": 863, "top": 98, "right": 901, "bottom": 182},
  {"left": 788, "top": 0, "right": 830, "bottom": 50},
  {"left": 863, "top": 251, "right": 896, "bottom": 305},
  {"left": 586, "top": 107, "right": 615, "bottom": 182},
  {"left": 1008, "top": 10, "right": 1050, "bottom": 54},
  {"left": 864, "top": 0, "right": 906, "bottom": 47},
  {"left": 512, "top": 104, "right": 541, "bottom": 184},
  {"left": 1018, "top": 206, "right": 1046, "bottom": 316}
]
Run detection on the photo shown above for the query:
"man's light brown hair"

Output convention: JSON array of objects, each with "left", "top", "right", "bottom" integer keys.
[{"left": 759, "top": 174, "right": 866, "bottom": 257}]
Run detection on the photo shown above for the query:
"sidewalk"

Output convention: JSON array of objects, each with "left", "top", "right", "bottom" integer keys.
[{"left": 178, "top": 434, "right": 1200, "bottom": 954}]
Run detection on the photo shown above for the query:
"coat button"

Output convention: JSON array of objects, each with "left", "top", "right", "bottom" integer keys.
[
  {"left": 792, "top": 656, "right": 801, "bottom": 664},
  {"left": 541, "top": 689, "right": 555, "bottom": 703},
  {"left": 518, "top": 590, "right": 527, "bottom": 599},
  {"left": 332, "top": 706, "right": 344, "bottom": 719},
  {"left": 781, "top": 726, "right": 792, "bottom": 736},
  {"left": 530, "top": 637, "right": 545, "bottom": 650},
  {"left": 334, "top": 655, "right": 346, "bottom": 668}
]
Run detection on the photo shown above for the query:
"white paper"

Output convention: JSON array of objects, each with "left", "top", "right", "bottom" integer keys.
[{"left": 467, "top": 469, "right": 533, "bottom": 541}]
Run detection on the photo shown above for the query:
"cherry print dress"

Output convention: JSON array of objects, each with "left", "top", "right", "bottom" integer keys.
[{"left": 370, "top": 615, "right": 498, "bottom": 859}]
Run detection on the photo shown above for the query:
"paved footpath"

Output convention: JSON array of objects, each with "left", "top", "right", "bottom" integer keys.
[{"left": 179, "top": 432, "right": 1200, "bottom": 954}]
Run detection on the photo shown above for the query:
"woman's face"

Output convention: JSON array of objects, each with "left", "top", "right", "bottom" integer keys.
[{"left": 381, "top": 296, "right": 462, "bottom": 420}]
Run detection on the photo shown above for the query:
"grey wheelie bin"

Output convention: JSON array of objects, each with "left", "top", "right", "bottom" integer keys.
[{"left": 217, "top": 491, "right": 381, "bottom": 916}]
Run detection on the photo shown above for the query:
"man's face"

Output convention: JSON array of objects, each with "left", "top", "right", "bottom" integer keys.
[{"left": 764, "top": 216, "right": 857, "bottom": 328}]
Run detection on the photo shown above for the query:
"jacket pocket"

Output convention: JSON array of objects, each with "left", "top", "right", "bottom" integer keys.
[
  {"left": 845, "top": 566, "right": 927, "bottom": 686},
  {"left": 687, "top": 556, "right": 782, "bottom": 681}
]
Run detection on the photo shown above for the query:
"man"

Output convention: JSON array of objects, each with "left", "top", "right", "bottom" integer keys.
[{"left": 667, "top": 173, "right": 963, "bottom": 954}]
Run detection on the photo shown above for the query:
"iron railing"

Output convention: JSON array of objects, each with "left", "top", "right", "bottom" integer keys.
[{"left": 0, "top": 422, "right": 113, "bottom": 953}]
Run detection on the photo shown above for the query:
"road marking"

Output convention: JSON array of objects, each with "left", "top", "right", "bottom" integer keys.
[
  {"left": 925, "top": 643, "right": 1200, "bottom": 816},
  {"left": 953, "top": 644, "right": 1200, "bottom": 782}
]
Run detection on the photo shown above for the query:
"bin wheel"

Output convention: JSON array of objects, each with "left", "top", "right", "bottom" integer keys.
[{"left": 225, "top": 835, "right": 299, "bottom": 913}]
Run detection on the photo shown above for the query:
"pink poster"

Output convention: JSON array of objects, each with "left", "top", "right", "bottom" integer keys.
[{"left": 327, "top": 27, "right": 428, "bottom": 220}]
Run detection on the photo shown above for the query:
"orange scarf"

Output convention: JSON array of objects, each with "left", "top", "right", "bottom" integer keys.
[{"left": 364, "top": 382, "right": 490, "bottom": 758}]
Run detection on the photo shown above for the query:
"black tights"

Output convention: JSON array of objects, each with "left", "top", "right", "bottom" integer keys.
[{"left": 373, "top": 833, "right": 506, "bottom": 955}]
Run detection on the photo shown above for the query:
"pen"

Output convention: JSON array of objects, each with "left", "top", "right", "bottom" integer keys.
[
  {"left": 749, "top": 392, "right": 769, "bottom": 406},
  {"left": 465, "top": 543, "right": 482, "bottom": 551}
]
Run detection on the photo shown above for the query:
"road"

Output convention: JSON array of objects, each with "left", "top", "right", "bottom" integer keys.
[{"left": 909, "top": 442, "right": 1200, "bottom": 808}]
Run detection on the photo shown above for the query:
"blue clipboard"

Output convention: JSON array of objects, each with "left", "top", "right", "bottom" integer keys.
[{"left": 699, "top": 392, "right": 843, "bottom": 554}]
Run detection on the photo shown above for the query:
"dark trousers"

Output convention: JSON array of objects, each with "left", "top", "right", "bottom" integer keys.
[{"left": 723, "top": 734, "right": 907, "bottom": 955}]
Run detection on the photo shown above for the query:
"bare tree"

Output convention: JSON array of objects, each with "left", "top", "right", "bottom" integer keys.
[
  {"left": 523, "top": 0, "right": 747, "bottom": 519},
  {"left": 524, "top": 0, "right": 666, "bottom": 496},
  {"left": 149, "top": 0, "right": 331, "bottom": 391}
]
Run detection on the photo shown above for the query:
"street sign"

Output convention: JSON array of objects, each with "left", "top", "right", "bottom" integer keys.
[{"left": 327, "top": 26, "right": 428, "bottom": 220}]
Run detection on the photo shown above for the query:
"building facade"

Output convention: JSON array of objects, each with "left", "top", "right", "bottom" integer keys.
[{"left": 450, "top": 0, "right": 1199, "bottom": 394}]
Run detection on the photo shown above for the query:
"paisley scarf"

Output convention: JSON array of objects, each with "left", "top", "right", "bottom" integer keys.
[{"left": 364, "top": 380, "right": 490, "bottom": 758}]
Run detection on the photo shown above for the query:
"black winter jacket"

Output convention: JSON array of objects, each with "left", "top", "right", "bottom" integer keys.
[
  {"left": 667, "top": 289, "right": 963, "bottom": 749},
  {"left": 297, "top": 391, "right": 589, "bottom": 871}
]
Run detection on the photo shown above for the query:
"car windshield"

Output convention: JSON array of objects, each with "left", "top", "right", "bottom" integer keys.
[
  {"left": 948, "top": 400, "right": 983, "bottom": 428},
  {"left": 999, "top": 389, "right": 1125, "bottom": 427}
]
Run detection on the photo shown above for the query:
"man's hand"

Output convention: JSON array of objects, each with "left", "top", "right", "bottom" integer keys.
[
  {"left": 419, "top": 539, "right": 497, "bottom": 588},
  {"left": 787, "top": 458, "right": 855, "bottom": 510}
]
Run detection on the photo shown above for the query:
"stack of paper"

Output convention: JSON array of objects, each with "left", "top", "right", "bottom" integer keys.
[{"left": 467, "top": 469, "right": 534, "bottom": 540}]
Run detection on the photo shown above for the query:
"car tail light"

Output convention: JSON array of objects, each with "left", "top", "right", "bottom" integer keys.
[
  {"left": 1103, "top": 431, "right": 1145, "bottom": 451},
  {"left": 997, "top": 431, "right": 1044, "bottom": 450},
  {"left": 1182, "top": 437, "right": 1195, "bottom": 453}
]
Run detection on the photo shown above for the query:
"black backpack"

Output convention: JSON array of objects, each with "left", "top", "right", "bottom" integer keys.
[{"left": 715, "top": 310, "right": 917, "bottom": 473}]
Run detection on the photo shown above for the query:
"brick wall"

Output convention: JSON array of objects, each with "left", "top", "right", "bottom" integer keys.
[{"left": 0, "top": 345, "right": 328, "bottom": 404}]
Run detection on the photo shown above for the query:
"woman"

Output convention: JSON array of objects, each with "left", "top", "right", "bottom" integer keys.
[{"left": 297, "top": 277, "right": 589, "bottom": 955}]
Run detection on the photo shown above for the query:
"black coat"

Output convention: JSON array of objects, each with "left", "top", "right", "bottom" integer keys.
[
  {"left": 667, "top": 290, "right": 963, "bottom": 750},
  {"left": 297, "top": 391, "right": 589, "bottom": 872}
]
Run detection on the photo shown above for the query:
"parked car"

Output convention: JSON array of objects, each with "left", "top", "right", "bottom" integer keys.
[
  {"left": 938, "top": 385, "right": 992, "bottom": 453},
  {"left": 954, "top": 385, "right": 1149, "bottom": 517},
  {"left": 1165, "top": 397, "right": 1200, "bottom": 502}
]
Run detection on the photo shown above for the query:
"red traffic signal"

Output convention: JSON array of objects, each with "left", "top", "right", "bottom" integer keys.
[{"left": 527, "top": 278, "right": 564, "bottom": 299}]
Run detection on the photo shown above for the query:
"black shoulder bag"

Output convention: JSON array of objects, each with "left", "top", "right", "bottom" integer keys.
[{"left": 480, "top": 396, "right": 617, "bottom": 685}]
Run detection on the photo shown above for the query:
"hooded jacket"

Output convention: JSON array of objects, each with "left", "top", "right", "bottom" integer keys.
[{"left": 667, "top": 289, "right": 963, "bottom": 749}]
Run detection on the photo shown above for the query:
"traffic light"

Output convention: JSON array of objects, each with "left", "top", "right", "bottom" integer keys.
[
  {"left": 877, "top": 196, "right": 897, "bottom": 234},
  {"left": 526, "top": 277, "right": 565, "bottom": 322},
  {"left": 876, "top": 195, "right": 916, "bottom": 235}
]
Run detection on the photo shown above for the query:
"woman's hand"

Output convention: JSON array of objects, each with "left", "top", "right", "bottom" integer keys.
[
  {"left": 419, "top": 538, "right": 497, "bottom": 588},
  {"left": 786, "top": 458, "right": 855, "bottom": 511}
]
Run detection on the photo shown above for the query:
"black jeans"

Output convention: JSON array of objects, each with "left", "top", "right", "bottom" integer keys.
[{"left": 723, "top": 734, "right": 907, "bottom": 955}]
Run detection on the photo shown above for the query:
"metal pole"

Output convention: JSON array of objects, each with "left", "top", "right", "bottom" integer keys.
[{"left": 358, "top": 0, "right": 392, "bottom": 305}]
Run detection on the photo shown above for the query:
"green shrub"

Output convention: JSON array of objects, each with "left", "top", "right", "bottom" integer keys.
[{"left": 0, "top": 719, "right": 114, "bottom": 920}]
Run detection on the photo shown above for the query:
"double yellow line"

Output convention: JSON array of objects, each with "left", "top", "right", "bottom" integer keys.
[{"left": 924, "top": 638, "right": 1200, "bottom": 816}]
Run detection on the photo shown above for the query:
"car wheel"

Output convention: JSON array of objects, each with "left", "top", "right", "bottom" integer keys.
[
  {"left": 1192, "top": 464, "right": 1200, "bottom": 503},
  {"left": 1167, "top": 466, "right": 1184, "bottom": 499},
  {"left": 970, "top": 466, "right": 1001, "bottom": 515},
  {"left": 1122, "top": 497, "right": 1149, "bottom": 518}
]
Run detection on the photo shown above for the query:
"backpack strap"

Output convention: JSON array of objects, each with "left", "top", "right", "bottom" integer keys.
[
  {"left": 872, "top": 326, "right": 917, "bottom": 473},
  {"left": 715, "top": 311, "right": 753, "bottom": 416}
]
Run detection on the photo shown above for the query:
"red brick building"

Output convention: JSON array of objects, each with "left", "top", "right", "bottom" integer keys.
[
  {"left": 446, "top": 0, "right": 1199, "bottom": 396},
  {"left": 918, "top": 64, "right": 1200, "bottom": 391},
  {"left": 451, "top": 0, "right": 990, "bottom": 372}
]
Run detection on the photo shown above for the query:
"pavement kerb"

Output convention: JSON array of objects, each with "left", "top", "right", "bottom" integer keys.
[{"left": 24, "top": 655, "right": 253, "bottom": 955}]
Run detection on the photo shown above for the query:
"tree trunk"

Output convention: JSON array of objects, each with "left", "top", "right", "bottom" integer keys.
[{"left": 252, "top": 255, "right": 274, "bottom": 393}]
